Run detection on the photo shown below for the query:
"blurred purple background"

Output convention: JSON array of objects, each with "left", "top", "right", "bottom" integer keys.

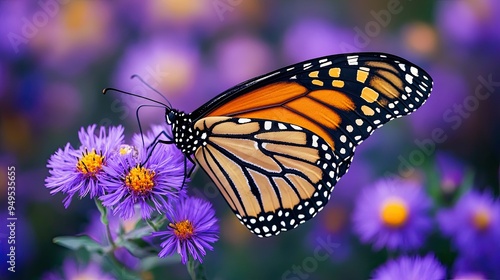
[{"left": 1, "top": 0, "right": 499, "bottom": 279}]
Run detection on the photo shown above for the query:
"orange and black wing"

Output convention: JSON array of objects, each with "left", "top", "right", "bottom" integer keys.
[
  {"left": 192, "top": 117, "right": 339, "bottom": 237},
  {"left": 192, "top": 52, "right": 432, "bottom": 174},
  {"left": 189, "top": 52, "right": 433, "bottom": 236}
]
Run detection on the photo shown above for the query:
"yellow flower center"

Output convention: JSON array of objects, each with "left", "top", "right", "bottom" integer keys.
[
  {"left": 76, "top": 149, "right": 104, "bottom": 177},
  {"left": 170, "top": 220, "right": 194, "bottom": 240},
  {"left": 125, "top": 165, "right": 155, "bottom": 195},
  {"left": 380, "top": 197, "right": 409, "bottom": 228},
  {"left": 63, "top": 1, "right": 89, "bottom": 31},
  {"left": 472, "top": 208, "right": 491, "bottom": 231}
]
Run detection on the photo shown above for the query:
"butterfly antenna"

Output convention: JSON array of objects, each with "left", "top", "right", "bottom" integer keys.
[
  {"left": 135, "top": 104, "right": 165, "bottom": 148},
  {"left": 102, "top": 88, "right": 169, "bottom": 108},
  {"left": 131, "top": 74, "right": 173, "bottom": 109}
]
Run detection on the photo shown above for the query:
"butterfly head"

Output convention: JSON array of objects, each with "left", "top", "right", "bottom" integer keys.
[
  {"left": 165, "top": 109, "right": 199, "bottom": 155},
  {"left": 165, "top": 109, "right": 177, "bottom": 125}
]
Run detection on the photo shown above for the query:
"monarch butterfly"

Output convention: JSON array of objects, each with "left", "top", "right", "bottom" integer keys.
[{"left": 108, "top": 52, "right": 433, "bottom": 238}]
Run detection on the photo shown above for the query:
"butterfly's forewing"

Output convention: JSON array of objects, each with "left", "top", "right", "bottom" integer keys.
[{"left": 194, "top": 53, "right": 431, "bottom": 161}]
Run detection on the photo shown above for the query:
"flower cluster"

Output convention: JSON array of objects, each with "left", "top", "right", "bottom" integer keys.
[{"left": 45, "top": 124, "right": 219, "bottom": 265}]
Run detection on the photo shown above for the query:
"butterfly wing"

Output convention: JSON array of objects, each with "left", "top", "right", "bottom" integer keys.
[
  {"left": 193, "top": 52, "right": 432, "bottom": 175},
  {"left": 192, "top": 117, "right": 339, "bottom": 237},
  {"left": 187, "top": 53, "right": 433, "bottom": 237}
]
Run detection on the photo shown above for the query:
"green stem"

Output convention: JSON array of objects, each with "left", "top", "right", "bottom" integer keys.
[
  {"left": 94, "top": 199, "right": 136, "bottom": 278},
  {"left": 106, "top": 221, "right": 116, "bottom": 248},
  {"left": 146, "top": 218, "right": 159, "bottom": 232},
  {"left": 187, "top": 257, "right": 208, "bottom": 280}
]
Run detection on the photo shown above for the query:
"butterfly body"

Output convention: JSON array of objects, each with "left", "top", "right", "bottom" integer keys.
[{"left": 160, "top": 53, "right": 433, "bottom": 237}]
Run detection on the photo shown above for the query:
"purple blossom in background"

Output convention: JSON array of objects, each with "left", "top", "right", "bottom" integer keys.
[
  {"left": 212, "top": 35, "right": 274, "bottom": 92},
  {"left": 153, "top": 196, "right": 219, "bottom": 264},
  {"left": 43, "top": 260, "right": 114, "bottom": 280},
  {"left": 437, "top": 190, "right": 500, "bottom": 257},
  {"left": 436, "top": 0, "right": 500, "bottom": 49},
  {"left": 352, "top": 178, "right": 433, "bottom": 251},
  {"left": 45, "top": 125, "right": 124, "bottom": 207},
  {"left": 435, "top": 152, "right": 466, "bottom": 194},
  {"left": 282, "top": 18, "right": 355, "bottom": 63},
  {"left": 371, "top": 255, "right": 446, "bottom": 280},
  {"left": 453, "top": 253, "right": 500, "bottom": 280},
  {"left": 112, "top": 37, "right": 202, "bottom": 123},
  {"left": 409, "top": 67, "right": 468, "bottom": 137},
  {"left": 100, "top": 124, "right": 186, "bottom": 219},
  {"left": 33, "top": 1, "right": 120, "bottom": 76}
]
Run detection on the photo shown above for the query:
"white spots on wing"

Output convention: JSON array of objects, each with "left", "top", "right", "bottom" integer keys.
[
  {"left": 410, "top": 66, "right": 419, "bottom": 76},
  {"left": 312, "top": 135, "right": 319, "bottom": 147},
  {"left": 347, "top": 55, "right": 358, "bottom": 65},
  {"left": 291, "top": 124, "right": 303, "bottom": 130},
  {"left": 238, "top": 118, "right": 251, "bottom": 124},
  {"left": 264, "top": 121, "right": 272, "bottom": 130},
  {"left": 278, "top": 123, "right": 287, "bottom": 130},
  {"left": 320, "top": 61, "right": 332, "bottom": 67},
  {"left": 405, "top": 73, "right": 414, "bottom": 84}
]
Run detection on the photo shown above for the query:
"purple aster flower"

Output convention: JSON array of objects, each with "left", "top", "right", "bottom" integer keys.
[
  {"left": 45, "top": 125, "right": 124, "bottom": 207},
  {"left": 352, "top": 178, "right": 433, "bottom": 251},
  {"left": 100, "top": 124, "right": 186, "bottom": 219},
  {"left": 437, "top": 189, "right": 500, "bottom": 257},
  {"left": 152, "top": 196, "right": 219, "bottom": 264},
  {"left": 371, "top": 255, "right": 446, "bottom": 280},
  {"left": 43, "top": 260, "right": 114, "bottom": 280}
]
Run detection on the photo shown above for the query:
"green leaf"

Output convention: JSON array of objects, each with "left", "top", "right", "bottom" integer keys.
[
  {"left": 53, "top": 235, "right": 104, "bottom": 254},
  {"left": 456, "top": 169, "right": 475, "bottom": 199},
  {"left": 120, "top": 238, "right": 159, "bottom": 258},
  {"left": 122, "top": 224, "right": 155, "bottom": 240},
  {"left": 95, "top": 198, "right": 108, "bottom": 226},
  {"left": 140, "top": 255, "right": 181, "bottom": 270}
]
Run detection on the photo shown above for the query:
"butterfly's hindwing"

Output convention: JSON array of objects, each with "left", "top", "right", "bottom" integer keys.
[{"left": 192, "top": 117, "right": 341, "bottom": 237}]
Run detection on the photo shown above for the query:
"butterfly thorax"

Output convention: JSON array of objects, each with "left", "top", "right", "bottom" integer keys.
[{"left": 165, "top": 109, "right": 202, "bottom": 155}]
